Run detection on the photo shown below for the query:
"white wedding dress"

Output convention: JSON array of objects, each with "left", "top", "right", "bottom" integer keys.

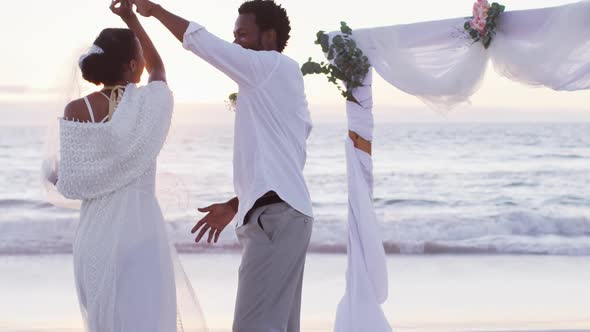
[{"left": 53, "top": 81, "right": 206, "bottom": 332}]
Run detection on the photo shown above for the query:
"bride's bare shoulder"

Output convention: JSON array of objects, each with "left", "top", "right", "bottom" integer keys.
[{"left": 63, "top": 94, "right": 97, "bottom": 122}]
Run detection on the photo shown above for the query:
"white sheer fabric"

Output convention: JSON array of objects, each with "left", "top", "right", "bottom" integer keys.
[
  {"left": 330, "top": 3, "right": 590, "bottom": 330},
  {"left": 335, "top": 72, "right": 392, "bottom": 332},
  {"left": 44, "top": 81, "right": 207, "bottom": 332},
  {"left": 354, "top": 18, "right": 488, "bottom": 110},
  {"left": 346, "top": 71, "right": 374, "bottom": 141},
  {"left": 41, "top": 120, "right": 82, "bottom": 209},
  {"left": 352, "top": 0, "right": 590, "bottom": 110},
  {"left": 491, "top": 1, "right": 590, "bottom": 90}
]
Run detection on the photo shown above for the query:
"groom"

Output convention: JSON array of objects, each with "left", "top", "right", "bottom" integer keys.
[{"left": 131, "top": 0, "right": 314, "bottom": 331}]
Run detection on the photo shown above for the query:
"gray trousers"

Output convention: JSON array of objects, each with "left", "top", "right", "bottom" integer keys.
[{"left": 233, "top": 202, "right": 313, "bottom": 332}]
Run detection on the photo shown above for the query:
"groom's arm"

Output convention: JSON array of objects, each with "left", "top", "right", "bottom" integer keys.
[
  {"left": 133, "top": 0, "right": 278, "bottom": 88},
  {"left": 137, "top": 2, "right": 189, "bottom": 43}
]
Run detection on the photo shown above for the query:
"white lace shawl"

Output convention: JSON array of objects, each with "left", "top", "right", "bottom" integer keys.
[{"left": 57, "top": 81, "right": 173, "bottom": 200}]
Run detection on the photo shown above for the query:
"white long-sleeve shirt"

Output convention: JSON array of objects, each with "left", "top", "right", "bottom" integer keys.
[{"left": 183, "top": 22, "right": 314, "bottom": 227}]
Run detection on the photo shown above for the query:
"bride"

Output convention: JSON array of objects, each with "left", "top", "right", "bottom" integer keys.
[{"left": 49, "top": 1, "right": 199, "bottom": 331}]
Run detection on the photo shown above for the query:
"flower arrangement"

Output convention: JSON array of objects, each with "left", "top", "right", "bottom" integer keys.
[
  {"left": 301, "top": 22, "right": 370, "bottom": 104},
  {"left": 464, "top": 0, "right": 505, "bottom": 49}
]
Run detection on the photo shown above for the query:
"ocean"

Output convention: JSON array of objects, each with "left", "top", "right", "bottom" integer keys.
[{"left": 1, "top": 121, "right": 589, "bottom": 256}]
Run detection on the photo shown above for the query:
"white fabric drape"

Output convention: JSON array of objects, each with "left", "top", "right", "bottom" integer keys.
[
  {"left": 352, "top": 0, "right": 590, "bottom": 110},
  {"left": 335, "top": 71, "right": 392, "bottom": 332},
  {"left": 329, "top": 2, "right": 590, "bottom": 330}
]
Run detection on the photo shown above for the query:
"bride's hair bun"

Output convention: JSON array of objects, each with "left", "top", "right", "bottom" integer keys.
[{"left": 80, "top": 28, "right": 138, "bottom": 86}]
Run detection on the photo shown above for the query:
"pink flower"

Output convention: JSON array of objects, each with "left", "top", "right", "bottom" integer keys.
[
  {"left": 477, "top": 0, "right": 490, "bottom": 10},
  {"left": 478, "top": 20, "right": 486, "bottom": 30},
  {"left": 470, "top": 0, "right": 490, "bottom": 35},
  {"left": 475, "top": 1, "right": 489, "bottom": 17},
  {"left": 472, "top": 3, "right": 480, "bottom": 18}
]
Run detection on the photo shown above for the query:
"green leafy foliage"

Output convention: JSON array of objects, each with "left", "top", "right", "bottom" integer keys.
[{"left": 301, "top": 22, "right": 370, "bottom": 104}]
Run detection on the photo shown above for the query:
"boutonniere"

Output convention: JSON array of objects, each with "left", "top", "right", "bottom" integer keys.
[{"left": 225, "top": 92, "right": 238, "bottom": 112}]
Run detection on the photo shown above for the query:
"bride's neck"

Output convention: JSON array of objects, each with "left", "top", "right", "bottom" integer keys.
[{"left": 103, "top": 81, "right": 128, "bottom": 89}]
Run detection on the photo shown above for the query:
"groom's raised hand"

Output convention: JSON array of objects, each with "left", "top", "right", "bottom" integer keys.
[
  {"left": 192, "top": 199, "right": 237, "bottom": 244},
  {"left": 128, "top": 0, "right": 189, "bottom": 43},
  {"left": 130, "top": 0, "right": 158, "bottom": 17}
]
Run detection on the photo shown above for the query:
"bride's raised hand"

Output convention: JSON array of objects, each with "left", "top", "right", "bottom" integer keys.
[{"left": 109, "top": 0, "right": 135, "bottom": 20}]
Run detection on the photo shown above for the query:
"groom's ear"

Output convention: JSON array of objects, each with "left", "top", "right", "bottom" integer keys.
[{"left": 261, "top": 29, "right": 278, "bottom": 51}]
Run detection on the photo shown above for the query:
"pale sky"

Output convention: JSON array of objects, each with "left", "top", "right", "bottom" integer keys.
[{"left": 1, "top": 0, "right": 589, "bottom": 124}]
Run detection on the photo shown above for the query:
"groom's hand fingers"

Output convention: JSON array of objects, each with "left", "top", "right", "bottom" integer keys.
[
  {"left": 191, "top": 218, "right": 207, "bottom": 234},
  {"left": 198, "top": 205, "right": 214, "bottom": 213},
  {"left": 214, "top": 229, "right": 222, "bottom": 243},
  {"left": 134, "top": 0, "right": 153, "bottom": 17},
  {"left": 207, "top": 228, "right": 216, "bottom": 243},
  {"left": 195, "top": 224, "right": 210, "bottom": 243}
]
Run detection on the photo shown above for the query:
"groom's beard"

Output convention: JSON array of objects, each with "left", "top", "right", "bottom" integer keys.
[{"left": 238, "top": 37, "right": 264, "bottom": 51}]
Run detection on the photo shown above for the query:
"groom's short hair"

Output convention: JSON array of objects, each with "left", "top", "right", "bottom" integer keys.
[{"left": 238, "top": 0, "right": 291, "bottom": 52}]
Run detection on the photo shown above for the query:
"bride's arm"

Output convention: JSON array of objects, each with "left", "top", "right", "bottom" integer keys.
[{"left": 111, "top": 0, "right": 166, "bottom": 83}]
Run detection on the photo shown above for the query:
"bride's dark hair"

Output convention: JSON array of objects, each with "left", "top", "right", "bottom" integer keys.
[{"left": 80, "top": 28, "right": 138, "bottom": 86}]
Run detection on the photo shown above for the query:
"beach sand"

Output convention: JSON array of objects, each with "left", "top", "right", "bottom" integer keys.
[{"left": 1, "top": 253, "right": 589, "bottom": 332}]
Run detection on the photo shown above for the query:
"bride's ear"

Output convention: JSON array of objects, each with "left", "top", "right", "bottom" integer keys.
[
  {"left": 124, "top": 59, "right": 142, "bottom": 83},
  {"left": 128, "top": 59, "right": 138, "bottom": 72}
]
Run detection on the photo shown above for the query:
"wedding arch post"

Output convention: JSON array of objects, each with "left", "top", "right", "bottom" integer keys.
[
  {"left": 334, "top": 68, "right": 393, "bottom": 332},
  {"left": 307, "top": 1, "right": 590, "bottom": 331},
  {"left": 309, "top": 30, "right": 392, "bottom": 331}
]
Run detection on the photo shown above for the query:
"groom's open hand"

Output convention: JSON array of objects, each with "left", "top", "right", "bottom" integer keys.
[{"left": 192, "top": 201, "right": 236, "bottom": 244}]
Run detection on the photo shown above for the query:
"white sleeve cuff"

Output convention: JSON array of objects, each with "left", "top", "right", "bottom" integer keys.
[{"left": 182, "top": 21, "right": 206, "bottom": 50}]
